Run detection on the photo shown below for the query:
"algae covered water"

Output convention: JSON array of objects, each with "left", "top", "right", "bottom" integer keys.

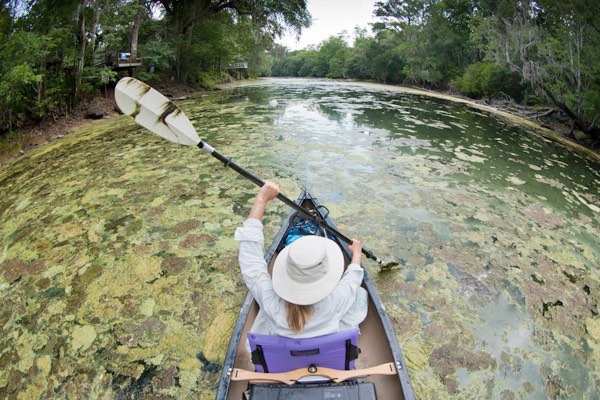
[{"left": 0, "top": 78, "right": 598, "bottom": 399}]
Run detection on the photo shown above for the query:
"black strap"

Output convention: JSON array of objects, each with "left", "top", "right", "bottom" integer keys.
[
  {"left": 345, "top": 339, "right": 360, "bottom": 370},
  {"left": 251, "top": 345, "right": 269, "bottom": 373}
]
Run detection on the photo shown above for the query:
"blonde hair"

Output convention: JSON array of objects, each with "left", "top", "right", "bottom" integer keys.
[{"left": 285, "top": 301, "right": 313, "bottom": 333}]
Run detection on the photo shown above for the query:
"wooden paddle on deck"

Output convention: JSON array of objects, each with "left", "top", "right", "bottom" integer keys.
[{"left": 114, "top": 77, "right": 399, "bottom": 270}]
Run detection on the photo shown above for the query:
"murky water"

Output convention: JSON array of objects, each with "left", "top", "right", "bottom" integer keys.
[{"left": 0, "top": 78, "right": 598, "bottom": 399}]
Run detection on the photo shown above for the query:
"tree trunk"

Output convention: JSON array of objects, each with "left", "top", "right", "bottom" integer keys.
[
  {"left": 177, "top": 4, "right": 197, "bottom": 84},
  {"left": 89, "top": 0, "right": 104, "bottom": 62},
  {"left": 542, "top": 85, "right": 600, "bottom": 141},
  {"left": 181, "top": 22, "right": 195, "bottom": 83},
  {"left": 74, "top": 0, "right": 86, "bottom": 106},
  {"left": 162, "top": 1, "right": 212, "bottom": 82},
  {"left": 130, "top": 0, "right": 145, "bottom": 60},
  {"left": 172, "top": 13, "right": 181, "bottom": 81}
]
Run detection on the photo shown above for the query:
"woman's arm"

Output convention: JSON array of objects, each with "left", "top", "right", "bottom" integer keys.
[
  {"left": 236, "top": 181, "right": 281, "bottom": 307},
  {"left": 348, "top": 239, "right": 362, "bottom": 265},
  {"left": 248, "top": 181, "right": 280, "bottom": 221},
  {"left": 326, "top": 238, "right": 364, "bottom": 319}
]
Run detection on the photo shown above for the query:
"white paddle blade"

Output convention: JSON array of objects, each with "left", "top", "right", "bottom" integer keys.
[{"left": 114, "top": 77, "right": 200, "bottom": 146}]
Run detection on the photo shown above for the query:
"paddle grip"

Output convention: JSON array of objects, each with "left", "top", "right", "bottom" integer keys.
[{"left": 204, "top": 144, "right": 381, "bottom": 263}]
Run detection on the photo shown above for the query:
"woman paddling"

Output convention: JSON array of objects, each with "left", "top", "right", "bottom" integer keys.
[{"left": 234, "top": 181, "right": 368, "bottom": 338}]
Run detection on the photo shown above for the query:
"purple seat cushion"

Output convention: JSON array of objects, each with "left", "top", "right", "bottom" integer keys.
[{"left": 248, "top": 328, "right": 360, "bottom": 373}]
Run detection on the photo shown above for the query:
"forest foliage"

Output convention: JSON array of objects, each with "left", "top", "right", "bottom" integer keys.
[
  {"left": 272, "top": 0, "right": 600, "bottom": 143},
  {"left": 0, "top": 0, "right": 309, "bottom": 134},
  {"left": 0, "top": 0, "right": 599, "bottom": 145}
]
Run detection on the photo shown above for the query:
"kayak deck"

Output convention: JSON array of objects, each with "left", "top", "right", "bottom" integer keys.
[{"left": 217, "top": 190, "right": 414, "bottom": 400}]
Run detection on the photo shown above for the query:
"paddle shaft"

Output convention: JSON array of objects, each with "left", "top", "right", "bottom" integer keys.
[
  {"left": 198, "top": 140, "right": 385, "bottom": 265},
  {"left": 113, "top": 77, "right": 395, "bottom": 268}
]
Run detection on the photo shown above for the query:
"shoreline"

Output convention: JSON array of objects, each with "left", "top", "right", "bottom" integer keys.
[
  {"left": 228, "top": 77, "right": 600, "bottom": 162},
  {"left": 2, "top": 77, "right": 598, "bottom": 167},
  {"left": 0, "top": 81, "right": 197, "bottom": 166}
]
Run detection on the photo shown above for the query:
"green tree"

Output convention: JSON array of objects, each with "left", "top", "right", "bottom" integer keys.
[
  {"left": 0, "top": 63, "right": 43, "bottom": 129},
  {"left": 297, "top": 50, "right": 318, "bottom": 77},
  {"left": 372, "top": 30, "right": 405, "bottom": 83},
  {"left": 155, "top": 0, "right": 310, "bottom": 82},
  {"left": 374, "top": 0, "right": 475, "bottom": 87},
  {"left": 452, "top": 61, "right": 524, "bottom": 101},
  {"left": 373, "top": 0, "right": 429, "bottom": 30},
  {"left": 346, "top": 28, "right": 374, "bottom": 79},
  {"left": 318, "top": 35, "right": 350, "bottom": 78},
  {"left": 0, "top": 1, "right": 11, "bottom": 38},
  {"left": 0, "top": 27, "right": 67, "bottom": 129},
  {"left": 483, "top": 0, "right": 600, "bottom": 140},
  {"left": 286, "top": 35, "right": 352, "bottom": 78}
]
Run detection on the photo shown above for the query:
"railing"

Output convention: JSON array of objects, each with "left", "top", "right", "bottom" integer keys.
[
  {"left": 109, "top": 52, "right": 143, "bottom": 68},
  {"left": 94, "top": 51, "right": 143, "bottom": 69},
  {"left": 227, "top": 62, "right": 248, "bottom": 69}
]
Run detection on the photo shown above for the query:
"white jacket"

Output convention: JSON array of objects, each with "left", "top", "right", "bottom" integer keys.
[{"left": 235, "top": 218, "right": 367, "bottom": 338}]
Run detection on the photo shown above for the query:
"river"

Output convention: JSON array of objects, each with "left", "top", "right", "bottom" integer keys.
[{"left": 0, "top": 78, "right": 598, "bottom": 399}]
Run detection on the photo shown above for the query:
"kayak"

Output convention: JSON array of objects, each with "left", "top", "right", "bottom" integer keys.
[{"left": 216, "top": 189, "right": 415, "bottom": 400}]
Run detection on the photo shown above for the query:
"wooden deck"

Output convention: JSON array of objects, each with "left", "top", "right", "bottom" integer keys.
[
  {"left": 95, "top": 51, "right": 142, "bottom": 70},
  {"left": 227, "top": 61, "right": 248, "bottom": 69},
  {"left": 108, "top": 52, "right": 142, "bottom": 69}
]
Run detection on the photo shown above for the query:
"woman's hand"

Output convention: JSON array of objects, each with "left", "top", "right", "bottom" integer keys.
[
  {"left": 257, "top": 181, "right": 280, "bottom": 203},
  {"left": 349, "top": 239, "right": 362, "bottom": 265},
  {"left": 249, "top": 181, "right": 280, "bottom": 220}
]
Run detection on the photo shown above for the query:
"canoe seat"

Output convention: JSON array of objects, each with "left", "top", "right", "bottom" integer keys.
[{"left": 249, "top": 328, "right": 360, "bottom": 373}]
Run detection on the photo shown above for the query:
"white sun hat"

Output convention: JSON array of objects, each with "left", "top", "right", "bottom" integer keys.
[{"left": 272, "top": 235, "right": 344, "bottom": 305}]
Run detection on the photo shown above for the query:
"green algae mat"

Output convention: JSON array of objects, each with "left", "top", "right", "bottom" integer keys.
[{"left": 1, "top": 78, "right": 598, "bottom": 399}]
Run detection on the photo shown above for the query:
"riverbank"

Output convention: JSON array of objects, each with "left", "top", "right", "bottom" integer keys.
[
  {"left": 0, "top": 81, "right": 199, "bottom": 166},
  {"left": 394, "top": 83, "right": 600, "bottom": 162},
  {"left": 1, "top": 78, "right": 598, "bottom": 166},
  {"left": 221, "top": 77, "right": 600, "bottom": 162}
]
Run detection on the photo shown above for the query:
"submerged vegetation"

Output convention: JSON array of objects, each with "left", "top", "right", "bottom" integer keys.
[{"left": 0, "top": 79, "right": 598, "bottom": 398}]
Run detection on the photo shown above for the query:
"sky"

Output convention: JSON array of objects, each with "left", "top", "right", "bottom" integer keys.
[{"left": 278, "top": 0, "right": 379, "bottom": 50}]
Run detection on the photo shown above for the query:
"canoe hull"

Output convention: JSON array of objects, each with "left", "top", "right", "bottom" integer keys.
[{"left": 216, "top": 190, "right": 415, "bottom": 400}]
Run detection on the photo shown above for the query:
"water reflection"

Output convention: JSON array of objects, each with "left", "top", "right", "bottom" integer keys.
[{"left": 228, "top": 80, "right": 598, "bottom": 220}]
